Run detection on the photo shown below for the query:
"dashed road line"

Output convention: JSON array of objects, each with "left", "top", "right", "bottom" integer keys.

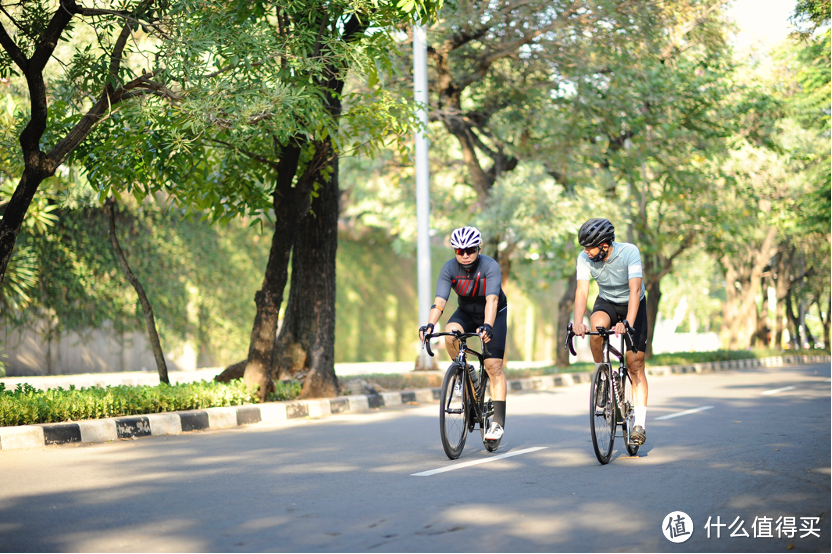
[
  {"left": 761, "top": 386, "right": 796, "bottom": 395},
  {"left": 411, "top": 447, "right": 548, "bottom": 476},
  {"left": 655, "top": 406, "right": 714, "bottom": 420}
]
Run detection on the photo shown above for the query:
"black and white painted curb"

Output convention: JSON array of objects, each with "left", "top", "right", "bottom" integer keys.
[
  {"left": 644, "top": 354, "right": 830, "bottom": 376},
  {"left": 1, "top": 355, "right": 827, "bottom": 451}
]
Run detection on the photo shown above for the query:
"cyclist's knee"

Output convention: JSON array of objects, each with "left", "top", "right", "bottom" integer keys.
[
  {"left": 589, "top": 312, "right": 610, "bottom": 330},
  {"left": 484, "top": 359, "right": 504, "bottom": 378}
]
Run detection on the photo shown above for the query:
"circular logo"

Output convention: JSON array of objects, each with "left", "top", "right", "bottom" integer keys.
[{"left": 662, "top": 511, "right": 694, "bottom": 543}]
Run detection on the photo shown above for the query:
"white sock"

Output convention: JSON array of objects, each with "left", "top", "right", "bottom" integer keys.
[
  {"left": 595, "top": 362, "right": 605, "bottom": 371},
  {"left": 635, "top": 406, "right": 647, "bottom": 428}
]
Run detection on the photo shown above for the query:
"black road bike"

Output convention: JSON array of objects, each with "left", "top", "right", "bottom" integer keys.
[
  {"left": 565, "top": 321, "right": 640, "bottom": 464},
  {"left": 423, "top": 331, "right": 498, "bottom": 459}
]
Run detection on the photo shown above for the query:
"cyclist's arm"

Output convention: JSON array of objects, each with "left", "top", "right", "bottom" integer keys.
[
  {"left": 483, "top": 294, "right": 498, "bottom": 327},
  {"left": 428, "top": 297, "right": 447, "bottom": 327},
  {"left": 625, "top": 277, "right": 642, "bottom": 327},
  {"left": 617, "top": 244, "right": 644, "bottom": 334},
  {"left": 574, "top": 279, "right": 590, "bottom": 336}
]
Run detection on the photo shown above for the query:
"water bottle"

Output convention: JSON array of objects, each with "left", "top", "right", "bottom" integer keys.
[{"left": 468, "top": 363, "right": 479, "bottom": 387}]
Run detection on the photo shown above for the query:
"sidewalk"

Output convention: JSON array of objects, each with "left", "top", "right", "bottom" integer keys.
[{"left": 0, "top": 360, "right": 558, "bottom": 391}]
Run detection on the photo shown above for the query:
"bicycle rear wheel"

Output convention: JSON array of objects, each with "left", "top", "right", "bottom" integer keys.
[
  {"left": 623, "top": 371, "right": 639, "bottom": 456},
  {"left": 440, "top": 363, "right": 468, "bottom": 459},
  {"left": 590, "top": 364, "right": 615, "bottom": 464}
]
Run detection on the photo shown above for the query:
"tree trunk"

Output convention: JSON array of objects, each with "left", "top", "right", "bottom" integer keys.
[
  {"left": 272, "top": 157, "right": 340, "bottom": 398},
  {"left": 821, "top": 298, "right": 831, "bottom": 350},
  {"left": 645, "top": 277, "right": 661, "bottom": 360},
  {"left": 784, "top": 288, "right": 802, "bottom": 349},
  {"left": 719, "top": 227, "right": 776, "bottom": 349},
  {"left": 0, "top": 168, "right": 49, "bottom": 286},
  {"left": 555, "top": 271, "right": 577, "bottom": 367},
  {"left": 106, "top": 198, "right": 169, "bottom": 384},
  {"left": 753, "top": 279, "right": 769, "bottom": 347},
  {"left": 242, "top": 144, "right": 309, "bottom": 401}
]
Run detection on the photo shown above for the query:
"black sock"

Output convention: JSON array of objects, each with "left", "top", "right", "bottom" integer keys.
[{"left": 493, "top": 400, "right": 506, "bottom": 427}]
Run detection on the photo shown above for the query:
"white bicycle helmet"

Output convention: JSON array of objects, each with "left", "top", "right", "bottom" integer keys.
[{"left": 450, "top": 226, "right": 482, "bottom": 249}]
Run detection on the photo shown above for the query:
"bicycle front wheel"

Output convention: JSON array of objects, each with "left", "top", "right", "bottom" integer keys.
[
  {"left": 623, "top": 371, "right": 639, "bottom": 456},
  {"left": 590, "top": 364, "right": 615, "bottom": 464},
  {"left": 440, "top": 363, "right": 468, "bottom": 459}
]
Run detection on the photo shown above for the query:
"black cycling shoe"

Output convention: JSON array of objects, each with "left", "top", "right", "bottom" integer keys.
[{"left": 630, "top": 425, "right": 646, "bottom": 445}]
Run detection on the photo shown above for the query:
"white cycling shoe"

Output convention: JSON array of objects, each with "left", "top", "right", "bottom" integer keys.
[{"left": 484, "top": 422, "right": 504, "bottom": 441}]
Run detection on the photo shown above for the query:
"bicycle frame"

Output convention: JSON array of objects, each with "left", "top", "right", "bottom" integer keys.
[
  {"left": 424, "top": 331, "right": 490, "bottom": 426},
  {"left": 565, "top": 322, "right": 636, "bottom": 438}
]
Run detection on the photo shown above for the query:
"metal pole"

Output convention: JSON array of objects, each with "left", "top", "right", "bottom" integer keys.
[{"left": 414, "top": 21, "right": 434, "bottom": 370}]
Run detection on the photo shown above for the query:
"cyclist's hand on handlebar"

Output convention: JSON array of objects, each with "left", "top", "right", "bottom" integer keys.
[
  {"left": 419, "top": 323, "right": 434, "bottom": 342},
  {"left": 573, "top": 322, "right": 589, "bottom": 337},
  {"left": 613, "top": 320, "right": 631, "bottom": 337},
  {"left": 477, "top": 323, "right": 494, "bottom": 343}
]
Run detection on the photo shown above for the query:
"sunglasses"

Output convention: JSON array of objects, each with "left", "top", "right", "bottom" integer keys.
[{"left": 455, "top": 246, "right": 478, "bottom": 256}]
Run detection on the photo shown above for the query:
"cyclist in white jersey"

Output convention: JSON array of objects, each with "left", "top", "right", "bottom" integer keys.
[{"left": 572, "top": 218, "right": 649, "bottom": 445}]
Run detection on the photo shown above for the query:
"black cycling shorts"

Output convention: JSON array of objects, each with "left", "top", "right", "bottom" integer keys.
[
  {"left": 591, "top": 296, "right": 648, "bottom": 353},
  {"left": 446, "top": 307, "right": 507, "bottom": 360}
]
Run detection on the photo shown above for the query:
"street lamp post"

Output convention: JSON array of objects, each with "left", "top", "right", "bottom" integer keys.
[{"left": 414, "top": 21, "right": 436, "bottom": 371}]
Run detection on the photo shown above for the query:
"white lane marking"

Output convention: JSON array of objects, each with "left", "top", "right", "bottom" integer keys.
[
  {"left": 655, "top": 406, "right": 714, "bottom": 420},
  {"left": 762, "top": 386, "right": 796, "bottom": 395},
  {"left": 411, "top": 447, "right": 547, "bottom": 476}
]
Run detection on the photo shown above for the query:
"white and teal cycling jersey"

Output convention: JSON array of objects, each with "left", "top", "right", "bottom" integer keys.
[{"left": 576, "top": 242, "right": 646, "bottom": 304}]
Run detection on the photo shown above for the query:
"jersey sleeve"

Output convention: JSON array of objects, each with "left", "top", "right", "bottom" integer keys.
[
  {"left": 626, "top": 245, "right": 643, "bottom": 279},
  {"left": 576, "top": 253, "right": 591, "bottom": 280},
  {"left": 483, "top": 258, "right": 502, "bottom": 297},
  {"left": 435, "top": 260, "right": 454, "bottom": 301}
]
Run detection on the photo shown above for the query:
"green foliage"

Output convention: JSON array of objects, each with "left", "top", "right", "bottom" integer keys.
[
  {"left": 649, "top": 348, "right": 829, "bottom": 366},
  {"left": 77, "top": 0, "right": 443, "bottom": 225},
  {"left": 269, "top": 380, "right": 303, "bottom": 402},
  {"left": 0, "top": 379, "right": 262, "bottom": 427},
  {"left": 6, "top": 192, "right": 270, "bottom": 366}
]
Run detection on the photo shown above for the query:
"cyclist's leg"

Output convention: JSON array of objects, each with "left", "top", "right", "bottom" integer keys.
[
  {"left": 626, "top": 296, "right": 649, "bottom": 443},
  {"left": 626, "top": 296, "right": 649, "bottom": 405},
  {"left": 588, "top": 304, "right": 614, "bottom": 362},
  {"left": 444, "top": 310, "right": 474, "bottom": 360},
  {"left": 483, "top": 308, "right": 507, "bottom": 435},
  {"left": 444, "top": 322, "right": 465, "bottom": 360}
]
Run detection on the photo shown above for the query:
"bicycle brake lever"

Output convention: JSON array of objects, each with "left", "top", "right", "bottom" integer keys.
[
  {"left": 425, "top": 334, "right": 435, "bottom": 357},
  {"left": 565, "top": 323, "right": 577, "bottom": 356}
]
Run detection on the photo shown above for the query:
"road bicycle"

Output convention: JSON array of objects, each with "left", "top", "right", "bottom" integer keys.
[
  {"left": 423, "top": 330, "right": 498, "bottom": 459},
  {"left": 564, "top": 321, "right": 639, "bottom": 464}
]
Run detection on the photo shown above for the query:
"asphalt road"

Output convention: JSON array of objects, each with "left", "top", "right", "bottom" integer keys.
[{"left": 1, "top": 363, "right": 829, "bottom": 552}]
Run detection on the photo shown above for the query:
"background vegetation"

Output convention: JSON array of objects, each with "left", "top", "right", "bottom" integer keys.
[{"left": 0, "top": 0, "right": 828, "bottom": 381}]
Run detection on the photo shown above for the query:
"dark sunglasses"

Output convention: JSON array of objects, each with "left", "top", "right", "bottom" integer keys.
[{"left": 455, "top": 246, "right": 478, "bottom": 256}]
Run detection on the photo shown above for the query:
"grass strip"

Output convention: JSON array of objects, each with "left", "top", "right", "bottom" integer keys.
[{"left": 0, "top": 379, "right": 301, "bottom": 427}]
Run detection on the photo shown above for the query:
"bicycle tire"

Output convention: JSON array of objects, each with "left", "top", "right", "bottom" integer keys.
[
  {"left": 440, "top": 363, "right": 468, "bottom": 459},
  {"left": 623, "top": 371, "right": 640, "bottom": 456},
  {"left": 590, "top": 364, "right": 615, "bottom": 464},
  {"left": 476, "top": 370, "right": 499, "bottom": 451}
]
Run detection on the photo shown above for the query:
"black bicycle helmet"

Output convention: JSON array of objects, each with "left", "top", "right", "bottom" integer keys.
[{"left": 578, "top": 218, "right": 615, "bottom": 247}]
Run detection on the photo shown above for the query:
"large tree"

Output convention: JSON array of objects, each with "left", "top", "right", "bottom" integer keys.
[
  {"left": 0, "top": 0, "right": 185, "bottom": 286},
  {"left": 81, "top": 0, "right": 440, "bottom": 399}
]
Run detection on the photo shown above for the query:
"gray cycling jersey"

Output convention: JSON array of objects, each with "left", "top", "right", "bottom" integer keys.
[
  {"left": 576, "top": 242, "right": 646, "bottom": 303},
  {"left": 435, "top": 254, "right": 507, "bottom": 318}
]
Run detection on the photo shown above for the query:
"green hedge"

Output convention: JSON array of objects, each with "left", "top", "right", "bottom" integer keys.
[
  {"left": 0, "top": 379, "right": 301, "bottom": 427},
  {"left": 648, "top": 348, "right": 828, "bottom": 367}
]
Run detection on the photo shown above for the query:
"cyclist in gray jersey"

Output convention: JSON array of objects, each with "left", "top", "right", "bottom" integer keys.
[
  {"left": 572, "top": 218, "right": 649, "bottom": 446},
  {"left": 419, "top": 226, "right": 508, "bottom": 443}
]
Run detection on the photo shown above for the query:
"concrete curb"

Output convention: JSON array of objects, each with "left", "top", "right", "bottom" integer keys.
[
  {"left": 1, "top": 355, "right": 828, "bottom": 451},
  {"left": 644, "top": 354, "right": 830, "bottom": 376}
]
